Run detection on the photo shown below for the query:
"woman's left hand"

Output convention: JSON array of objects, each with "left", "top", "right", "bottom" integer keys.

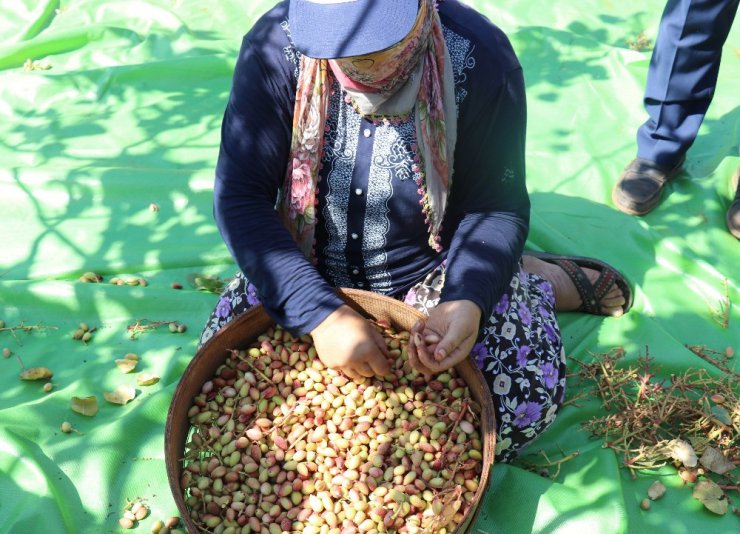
[{"left": 408, "top": 299, "right": 481, "bottom": 375}]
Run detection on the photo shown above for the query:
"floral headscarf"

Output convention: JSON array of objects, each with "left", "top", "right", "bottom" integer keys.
[{"left": 281, "top": 0, "right": 456, "bottom": 257}]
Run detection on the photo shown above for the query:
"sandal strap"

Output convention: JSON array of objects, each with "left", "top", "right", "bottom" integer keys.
[{"left": 556, "top": 259, "right": 616, "bottom": 315}]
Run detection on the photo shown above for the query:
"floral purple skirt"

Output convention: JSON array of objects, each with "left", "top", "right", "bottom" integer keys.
[{"left": 199, "top": 264, "right": 565, "bottom": 462}]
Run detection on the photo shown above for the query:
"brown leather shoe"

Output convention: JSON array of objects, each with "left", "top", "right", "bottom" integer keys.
[
  {"left": 727, "top": 166, "right": 740, "bottom": 239},
  {"left": 612, "top": 156, "right": 684, "bottom": 215}
]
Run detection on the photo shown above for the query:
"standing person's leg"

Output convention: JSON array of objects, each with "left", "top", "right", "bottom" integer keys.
[{"left": 613, "top": 0, "right": 738, "bottom": 215}]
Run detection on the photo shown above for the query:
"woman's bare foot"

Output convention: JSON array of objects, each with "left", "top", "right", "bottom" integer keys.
[{"left": 522, "top": 255, "right": 627, "bottom": 317}]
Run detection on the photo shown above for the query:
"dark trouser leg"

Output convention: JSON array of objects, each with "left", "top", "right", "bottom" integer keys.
[{"left": 637, "top": 0, "right": 738, "bottom": 167}]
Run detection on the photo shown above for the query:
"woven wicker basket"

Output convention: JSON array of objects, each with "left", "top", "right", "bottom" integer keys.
[{"left": 165, "top": 288, "right": 496, "bottom": 533}]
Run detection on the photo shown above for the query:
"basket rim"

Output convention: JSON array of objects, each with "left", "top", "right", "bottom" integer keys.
[{"left": 165, "top": 288, "right": 496, "bottom": 534}]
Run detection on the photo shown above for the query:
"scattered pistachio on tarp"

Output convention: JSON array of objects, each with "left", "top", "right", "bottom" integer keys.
[
  {"left": 43, "top": 382, "right": 53, "bottom": 393},
  {"left": 23, "top": 58, "right": 52, "bottom": 71},
  {"left": 640, "top": 498, "right": 651, "bottom": 510},
  {"left": 164, "top": 517, "right": 181, "bottom": 528},
  {"left": 2, "top": 347, "right": 11, "bottom": 358},
  {"left": 678, "top": 467, "right": 698, "bottom": 484},
  {"left": 171, "top": 282, "right": 183, "bottom": 290},
  {"left": 131, "top": 501, "right": 149, "bottom": 521},
  {"left": 61, "top": 421, "right": 73, "bottom": 433},
  {"left": 725, "top": 346, "right": 734, "bottom": 359},
  {"left": 72, "top": 322, "right": 95, "bottom": 342},
  {"left": 78, "top": 271, "right": 103, "bottom": 283},
  {"left": 149, "top": 203, "right": 160, "bottom": 212},
  {"left": 168, "top": 322, "right": 186, "bottom": 333}
]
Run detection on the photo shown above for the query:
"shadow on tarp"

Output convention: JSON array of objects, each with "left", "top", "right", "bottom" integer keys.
[
  {"left": 2, "top": 54, "right": 234, "bottom": 283},
  {"left": 474, "top": 451, "right": 626, "bottom": 534},
  {"left": 512, "top": 24, "right": 608, "bottom": 103},
  {"left": 0, "top": 426, "right": 89, "bottom": 531},
  {"left": 527, "top": 190, "right": 654, "bottom": 294},
  {"left": 685, "top": 105, "right": 739, "bottom": 180}
]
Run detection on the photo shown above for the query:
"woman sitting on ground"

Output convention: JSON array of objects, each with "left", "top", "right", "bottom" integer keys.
[{"left": 199, "top": 0, "right": 632, "bottom": 461}]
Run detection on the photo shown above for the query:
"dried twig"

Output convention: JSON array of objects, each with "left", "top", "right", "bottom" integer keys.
[
  {"left": 126, "top": 319, "right": 176, "bottom": 339},
  {"left": 705, "top": 278, "right": 731, "bottom": 329},
  {"left": 0, "top": 322, "right": 59, "bottom": 344},
  {"left": 686, "top": 344, "right": 739, "bottom": 377},
  {"left": 517, "top": 447, "right": 580, "bottom": 479},
  {"left": 574, "top": 347, "right": 739, "bottom": 482}
]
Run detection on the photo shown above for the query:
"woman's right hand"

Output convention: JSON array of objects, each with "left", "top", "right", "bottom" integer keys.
[{"left": 310, "top": 305, "right": 391, "bottom": 379}]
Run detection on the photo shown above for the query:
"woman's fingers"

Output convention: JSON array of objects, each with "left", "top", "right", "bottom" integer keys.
[
  {"left": 355, "top": 361, "right": 376, "bottom": 378},
  {"left": 408, "top": 332, "right": 436, "bottom": 376},
  {"left": 415, "top": 332, "right": 445, "bottom": 372},
  {"left": 342, "top": 366, "right": 360, "bottom": 379},
  {"left": 433, "top": 327, "right": 464, "bottom": 363},
  {"left": 410, "top": 320, "right": 424, "bottom": 335},
  {"left": 366, "top": 353, "right": 390, "bottom": 376},
  {"left": 364, "top": 328, "right": 391, "bottom": 376}
]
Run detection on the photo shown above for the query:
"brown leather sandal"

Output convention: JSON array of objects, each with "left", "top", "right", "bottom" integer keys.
[{"left": 526, "top": 252, "right": 633, "bottom": 315}]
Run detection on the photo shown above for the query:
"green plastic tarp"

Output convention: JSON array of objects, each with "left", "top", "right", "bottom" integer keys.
[{"left": 0, "top": 1, "right": 738, "bottom": 533}]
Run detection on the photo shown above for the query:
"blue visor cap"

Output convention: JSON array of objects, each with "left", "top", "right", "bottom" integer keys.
[{"left": 288, "top": 0, "right": 420, "bottom": 59}]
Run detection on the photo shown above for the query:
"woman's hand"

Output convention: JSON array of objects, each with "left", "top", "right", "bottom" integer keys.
[
  {"left": 310, "top": 305, "right": 391, "bottom": 379},
  {"left": 408, "top": 299, "right": 481, "bottom": 375}
]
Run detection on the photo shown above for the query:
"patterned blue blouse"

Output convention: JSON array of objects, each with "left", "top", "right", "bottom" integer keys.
[{"left": 214, "top": 0, "right": 530, "bottom": 334}]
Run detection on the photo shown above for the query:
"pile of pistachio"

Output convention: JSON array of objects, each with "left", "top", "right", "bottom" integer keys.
[{"left": 181, "top": 321, "right": 484, "bottom": 534}]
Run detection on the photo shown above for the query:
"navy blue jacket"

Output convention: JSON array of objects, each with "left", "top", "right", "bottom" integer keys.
[{"left": 214, "top": 0, "right": 529, "bottom": 334}]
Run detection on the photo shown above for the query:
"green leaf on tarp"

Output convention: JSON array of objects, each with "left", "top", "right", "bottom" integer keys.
[
  {"left": 187, "top": 273, "right": 228, "bottom": 293},
  {"left": 709, "top": 405, "right": 731, "bottom": 426},
  {"left": 71, "top": 396, "right": 99, "bottom": 417},
  {"left": 692, "top": 479, "right": 728, "bottom": 515},
  {"left": 699, "top": 447, "right": 735, "bottom": 475}
]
